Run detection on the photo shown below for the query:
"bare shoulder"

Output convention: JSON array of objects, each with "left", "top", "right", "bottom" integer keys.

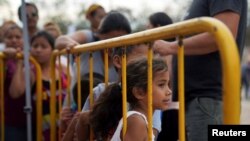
[
  {"left": 127, "top": 114, "right": 147, "bottom": 127},
  {"left": 124, "top": 114, "right": 148, "bottom": 141}
]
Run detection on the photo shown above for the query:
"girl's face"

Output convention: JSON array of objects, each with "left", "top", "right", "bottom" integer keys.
[
  {"left": 152, "top": 70, "right": 172, "bottom": 110},
  {"left": 4, "top": 28, "right": 23, "bottom": 49},
  {"left": 30, "top": 36, "right": 52, "bottom": 65}
]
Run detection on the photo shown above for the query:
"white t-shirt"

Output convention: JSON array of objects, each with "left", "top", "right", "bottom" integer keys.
[{"left": 110, "top": 111, "right": 155, "bottom": 141}]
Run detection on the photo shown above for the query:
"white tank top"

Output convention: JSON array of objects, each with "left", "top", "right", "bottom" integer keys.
[{"left": 110, "top": 111, "right": 155, "bottom": 141}]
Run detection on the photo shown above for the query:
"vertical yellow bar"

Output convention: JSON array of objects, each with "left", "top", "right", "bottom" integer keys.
[
  {"left": 104, "top": 49, "right": 109, "bottom": 87},
  {"left": 147, "top": 46, "right": 153, "bottom": 141},
  {"left": 0, "top": 59, "right": 5, "bottom": 141},
  {"left": 29, "top": 57, "right": 43, "bottom": 141},
  {"left": 66, "top": 54, "right": 71, "bottom": 107},
  {"left": 121, "top": 47, "right": 127, "bottom": 139},
  {"left": 76, "top": 55, "right": 81, "bottom": 112},
  {"left": 58, "top": 56, "right": 63, "bottom": 112},
  {"left": 57, "top": 56, "right": 63, "bottom": 140},
  {"left": 89, "top": 52, "right": 94, "bottom": 141},
  {"left": 177, "top": 37, "right": 186, "bottom": 141},
  {"left": 50, "top": 54, "right": 57, "bottom": 141}
]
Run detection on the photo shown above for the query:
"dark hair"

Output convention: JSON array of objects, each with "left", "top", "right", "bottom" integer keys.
[
  {"left": 73, "top": 73, "right": 104, "bottom": 108},
  {"left": 149, "top": 12, "right": 172, "bottom": 27},
  {"left": 30, "top": 31, "right": 55, "bottom": 49},
  {"left": 112, "top": 43, "right": 148, "bottom": 57},
  {"left": 90, "top": 57, "right": 168, "bottom": 140},
  {"left": 98, "top": 11, "right": 131, "bottom": 34},
  {"left": 18, "top": 2, "right": 38, "bottom": 21},
  {"left": 149, "top": 12, "right": 175, "bottom": 41}
]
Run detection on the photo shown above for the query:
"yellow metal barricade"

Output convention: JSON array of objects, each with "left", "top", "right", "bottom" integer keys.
[
  {"left": 177, "top": 36, "right": 185, "bottom": 141},
  {"left": 49, "top": 17, "right": 240, "bottom": 141},
  {"left": 121, "top": 47, "right": 128, "bottom": 139},
  {"left": 0, "top": 53, "right": 43, "bottom": 141}
]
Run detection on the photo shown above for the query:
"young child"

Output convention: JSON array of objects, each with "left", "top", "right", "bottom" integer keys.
[
  {"left": 90, "top": 57, "right": 172, "bottom": 141},
  {"left": 30, "top": 31, "right": 68, "bottom": 140}
]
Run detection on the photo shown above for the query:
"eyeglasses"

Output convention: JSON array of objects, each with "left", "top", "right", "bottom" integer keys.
[{"left": 26, "top": 12, "right": 37, "bottom": 18}]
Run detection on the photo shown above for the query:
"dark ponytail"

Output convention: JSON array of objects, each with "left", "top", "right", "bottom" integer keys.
[{"left": 90, "top": 83, "right": 122, "bottom": 140}]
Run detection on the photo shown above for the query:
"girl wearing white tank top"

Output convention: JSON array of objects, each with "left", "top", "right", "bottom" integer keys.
[{"left": 89, "top": 57, "right": 172, "bottom": 141}]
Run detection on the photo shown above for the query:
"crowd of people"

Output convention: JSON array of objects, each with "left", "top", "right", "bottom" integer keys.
[{"left": 0, "top": 0, "right": 248, "bottom": 141}]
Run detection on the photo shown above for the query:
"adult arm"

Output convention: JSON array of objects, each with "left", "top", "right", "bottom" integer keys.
[
  {"left": 55, "top": 31, "right": 89, "bottom": 50},
  {"left": 3, "top": 48, "right": 35, "bottom": 98},
  {"left": 154, "top": 11, "right": 240, "bottom": 55}
]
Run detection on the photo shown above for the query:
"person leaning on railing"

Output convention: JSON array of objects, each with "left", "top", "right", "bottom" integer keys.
[{"left": 153, "top": 1, "right": 247, "bottom": 141}]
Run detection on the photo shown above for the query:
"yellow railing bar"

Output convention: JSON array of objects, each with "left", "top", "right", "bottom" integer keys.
[
  {"left": 50, "top": 50, "right": 57, "bottom": 141},
  {"left": 0, "top": 55, "right": 4, "bottom": 141},
  {"left": 89, "top": 52, "right": 94, "bottom": 109},
  {"left": 104, "top": 49, "right": 109, "bottom": 87},
  {"left": 49, "top": 17, "right": 240, "bottom": 141},
  {"left": 76, "top": 55, "right": 82, "bottom": 112},
  {"left": 0, "top": 53, "right": 43, "bottom": 141},
  {"left": 57, "top": 55, "right": 63, "bottom": 140},
  {"left": 58, "top": 56, "right": 63, "bottom": 113},
  {"left": 177, "top": 37, "right": 186, "bottom": 141},
  {"left": 89, "top": 52, "right": 94, "bottom": 141},
  {"left": 18, "top": 54, "right": 43, "bottom": 141},
  {"left": 147, "top": 46, "right": 153, "bottom": 141},
  {"left": 66, "top": 54, "right": 71, "bottom": 107},
  {"left": 121, "top": 47, "right": 127, "bottom": 139},
  {"left": 28, "top": 56, "right": 43, "bottom": 141}
]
